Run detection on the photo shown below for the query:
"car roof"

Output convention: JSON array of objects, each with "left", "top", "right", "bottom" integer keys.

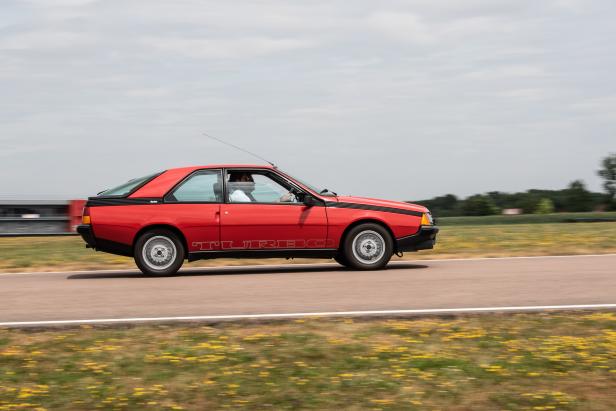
[
  {"left": 129, "top": 164, "right": 275, "bottom": 198},
  {"left": 168, "top": 164, "right": 275, "bottom": 173}
]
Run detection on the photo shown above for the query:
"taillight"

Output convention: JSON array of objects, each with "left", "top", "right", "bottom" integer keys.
[{"left": 82, "top": 206, "right": 91, "bottom": 225}]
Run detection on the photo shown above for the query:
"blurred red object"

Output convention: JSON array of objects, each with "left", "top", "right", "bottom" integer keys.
[{"left": 68, "top": 199, "right": 86, "bottom": 232}]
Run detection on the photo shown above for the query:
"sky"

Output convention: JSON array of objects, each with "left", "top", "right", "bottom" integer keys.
[{"left": 0, "top": 0, "right": 614, "bottom": 201}]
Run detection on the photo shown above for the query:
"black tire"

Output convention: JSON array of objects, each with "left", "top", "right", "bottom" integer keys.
[
  {"left": 134, "top": 229, "right": 185, "bottom": 276},
  {"left": 342, "top": 223, "right": 393, "bottom": 270},
  {"left": 334, "top": 254, "right": 350, "bottom": 268}
]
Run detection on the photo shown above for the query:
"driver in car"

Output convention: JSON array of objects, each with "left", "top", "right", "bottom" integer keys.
[
  {"left": 228, "top": 172, "right": 256, "bottom": 202},
  {"left": 228, "top": 172, "right": 297, "bottom": 203}
]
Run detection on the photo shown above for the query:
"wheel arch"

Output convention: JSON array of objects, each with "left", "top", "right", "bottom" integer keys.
[
  {"left": 338, "top": 219, "right": 396, "bottom": 251},
  {"left": 133, "top": 224, "right": 189, "bottom": 255}
]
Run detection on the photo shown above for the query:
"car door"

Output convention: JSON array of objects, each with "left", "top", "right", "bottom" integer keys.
[
  {"left": 162, "top": 169, "right": 222, "bottom": 252},
  {"left": 220, "top": 169, "right": 329, "bottom": 250}
]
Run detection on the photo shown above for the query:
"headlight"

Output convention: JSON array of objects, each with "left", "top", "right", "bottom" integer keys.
[{"left": 421, "top": 212, "right": 433, "bottom": 226}]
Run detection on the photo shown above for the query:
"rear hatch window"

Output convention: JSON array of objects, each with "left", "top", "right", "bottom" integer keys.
[{"left": 98, "top": 172, "right": 161, "bottom": 197}]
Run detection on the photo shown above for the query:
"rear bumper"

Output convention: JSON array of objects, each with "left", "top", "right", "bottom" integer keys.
[
  {"left": 396, "top": 226, "right": 439, "bottom": 252},
  {"left": 76, "top": 224, "right": 133, "bottom": 256},
  {"left": 77, "top": 224, "right": 96, "bottom": 248}
]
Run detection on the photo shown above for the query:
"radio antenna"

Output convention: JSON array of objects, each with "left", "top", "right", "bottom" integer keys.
[{"left": 203, "top": 132, "right": 277, "bottom": 168}]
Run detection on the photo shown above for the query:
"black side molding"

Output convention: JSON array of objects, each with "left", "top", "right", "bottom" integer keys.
[{"left": 325, "top": 201, "right": 423, "bottom": 217}]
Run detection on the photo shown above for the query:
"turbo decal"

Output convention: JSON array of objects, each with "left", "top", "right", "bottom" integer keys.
[{"left": 192, "top": 238, "right": 336, "bottom": 251}]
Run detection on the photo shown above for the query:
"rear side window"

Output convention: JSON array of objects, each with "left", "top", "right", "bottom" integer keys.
[
  {"left": 165, "top": 170, "right": 223, "bottom": 203},
  {"left": 99, "top": 172, "right": 161, "bottom": 197}
]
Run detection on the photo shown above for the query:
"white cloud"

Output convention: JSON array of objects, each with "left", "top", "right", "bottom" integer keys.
[
  {"left": 139, "top": 36, "right": 315, "bottom": 59},
  {"left": 124, "top": 87, "right": 171, "bottom": 98},
  {"left": 497, "top": 88, "right": 548, "bottom": 100},
  {"left": 464, "top": 64, "right": 547, "bottom": 79},
  {"left": 367, "top": 12, "right": 434, "bottom": 44},
  {"left": 21, "top": 0, "right": 98, "bottom": 6},
  {"left": 0, "top": 31, "right": 93, "bottom": 50}
]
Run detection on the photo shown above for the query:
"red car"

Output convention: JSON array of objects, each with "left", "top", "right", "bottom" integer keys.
[{"left": 77, "top": 165, "right": 438, "bottom": 276}]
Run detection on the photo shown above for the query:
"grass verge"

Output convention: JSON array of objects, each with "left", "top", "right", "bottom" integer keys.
[
  {"left": 1, "top": 222, "right": 615, "bottom": 272},
  {"left": 1, "top": 312, "right": 616, "bottom": 410},
  {"left": 438, "top": 211, "right": 616, "bottom": 226}
]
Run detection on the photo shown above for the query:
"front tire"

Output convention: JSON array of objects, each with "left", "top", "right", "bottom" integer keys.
[
  {"left": 134, "top": 229, "right": 185, "bottom": 276},
  {"left": 342, "top": 223, "right": 393, "bottom": 270}
]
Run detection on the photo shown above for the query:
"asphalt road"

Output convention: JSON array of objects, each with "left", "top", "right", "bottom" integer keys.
[{"left": 1, "top": 254, "right": 615, "bottom": 325}]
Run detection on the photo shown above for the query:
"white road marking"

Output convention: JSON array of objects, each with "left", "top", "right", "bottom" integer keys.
[
  {"left": 2, "top": 304, "right": 616, "bottom": 327},
  {"left": 1, "top": 253, "right": 615, "bottom": 277}
]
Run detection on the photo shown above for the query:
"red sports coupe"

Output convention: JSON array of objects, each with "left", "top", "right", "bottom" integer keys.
[{"left": 77, "top": 165, "right": 438, "bottom": 276}]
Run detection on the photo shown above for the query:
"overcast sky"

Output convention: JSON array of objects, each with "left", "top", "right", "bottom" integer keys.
[{"left": 1, "top": 0, "right": 614, "bottom": 201}]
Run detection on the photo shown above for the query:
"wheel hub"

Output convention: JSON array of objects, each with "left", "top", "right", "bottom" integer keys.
[
  {"left": 352, "top": 230, "right": 385, "bottom": 265},
  {"left": 142, "top": 236, "right": 176, "bottom": 270}
]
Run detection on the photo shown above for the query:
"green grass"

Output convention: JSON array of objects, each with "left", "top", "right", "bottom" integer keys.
[
  {"left": 1, "top": 222, "right": 615, "bottom": 272},
  {"left": 1, "top": 312, "right": 616, "bottom": 410},
  {"left": 438, "top": 211, "right": 616, "bottom": 226},
  {"left": 411, "top": 221, "right": 616, "bottom": 259}
]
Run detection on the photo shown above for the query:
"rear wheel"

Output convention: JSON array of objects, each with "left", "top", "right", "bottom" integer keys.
[
  {"left": 134, "top": 229, "right": 185, "bottom": 276},
  {"left": 342, "top": 223, "right": 393, "bottom": 270},
  {"left": 334, "top": 254, "right": 350, "bottom": 268}
]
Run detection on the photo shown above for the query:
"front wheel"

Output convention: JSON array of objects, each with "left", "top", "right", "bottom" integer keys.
[
  {"left": 134, "top": 229, "right": 185, "bottom": 276},
  {"left": 342, "top": 223, "right": 393, "bottom": 270}
]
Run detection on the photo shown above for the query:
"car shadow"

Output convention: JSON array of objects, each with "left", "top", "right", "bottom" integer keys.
[{"left": 67, "top": 262, "right": 428, "bottom": 280}]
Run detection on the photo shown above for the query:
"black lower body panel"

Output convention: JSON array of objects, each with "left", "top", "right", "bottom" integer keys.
[
  {"left": 76, "top": 224, "right": 96, "bottom": 248},
  {"left": 76, "top": 224, "right": 133, "bottom": 257},
  {"left": 188, "top": 249, "right": 338, "bottom": 262},
  {"left": 396, "top": 226, "right": 439, "bottom": 252}
]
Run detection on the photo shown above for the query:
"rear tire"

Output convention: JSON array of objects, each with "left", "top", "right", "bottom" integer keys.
[
  {"left": 134, "top": 229, "right": 185, "bottom": 276},
  {"left": 334, "top": 254, "right": 350, "bottom": 268},
  {"left": 342, "top": 223, "right": 393, "bottom": 270}
]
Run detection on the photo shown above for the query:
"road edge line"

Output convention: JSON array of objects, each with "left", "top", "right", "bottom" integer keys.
[{"left": 2, "top": 304, "right": 616, "bottom": 327}]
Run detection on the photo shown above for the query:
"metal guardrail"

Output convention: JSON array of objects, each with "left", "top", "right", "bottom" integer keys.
[
  {"left": 0, "top": 233, "right": 78, "bottom": 237},
  {"left": 0, "top": 217, "right": 70, "bottom": 221},
  {"left": 0, "top": 200, "right": 83, "bottom": 237}
]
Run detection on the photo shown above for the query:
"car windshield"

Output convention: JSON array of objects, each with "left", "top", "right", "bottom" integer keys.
[
  {"left": 98, "top": 172, "right": 161, "bottom": 197},
  {"left": 279, "top": 170, "right": 337, "bottom": 197}
]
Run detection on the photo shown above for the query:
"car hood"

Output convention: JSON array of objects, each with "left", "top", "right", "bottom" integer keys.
[{"left": 331, "top": 195, "right": 428, "bottom": 213}]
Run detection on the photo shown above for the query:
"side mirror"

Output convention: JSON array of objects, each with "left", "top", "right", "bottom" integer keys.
[{"left": 303, "top": 194, "right": 320, "bottom": 207}]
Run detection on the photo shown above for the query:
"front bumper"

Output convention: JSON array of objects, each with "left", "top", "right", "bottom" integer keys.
[
  {"left": 396, "top": 226, "right": 439, "bottom": 252},
  {"left": 76, "top": 224, "right": 96, "bottom": 248}
]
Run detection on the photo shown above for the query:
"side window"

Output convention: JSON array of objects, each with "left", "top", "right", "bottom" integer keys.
[
  {"left": 227, "top": 171, "right": 299, "bottom": 203},
  {"left": 166, "top": 170, "right": 222, "bottom": 203}
]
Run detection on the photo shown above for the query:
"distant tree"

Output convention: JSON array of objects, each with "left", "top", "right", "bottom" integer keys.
[
  {"left": 486, "top": 191, "right": 507, "bottom": 209},
  {"left": 564, "top": 180, "right": 593, "bottom": 212},
  {"left": 414, "top": 194, "right": 460, "bottom": 217},
  {"left": 517, "top": 192, "right": 541, "bottom": 214},
  {"left": 438, "top": 194, "right": 459, "bottom": 210},
  {"left": 598, "top": 154, "right": 616, "bottom": 209},
  {"left": 534, "top": 198, "right": 555, "bottom": 214},
  {"left": 461, "top": 195, "right": 500, "bottom": 216}
]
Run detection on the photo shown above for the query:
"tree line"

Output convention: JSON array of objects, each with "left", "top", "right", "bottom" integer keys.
[{"left": 412, "top": 154, "right": 616, "bottom": 217}]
